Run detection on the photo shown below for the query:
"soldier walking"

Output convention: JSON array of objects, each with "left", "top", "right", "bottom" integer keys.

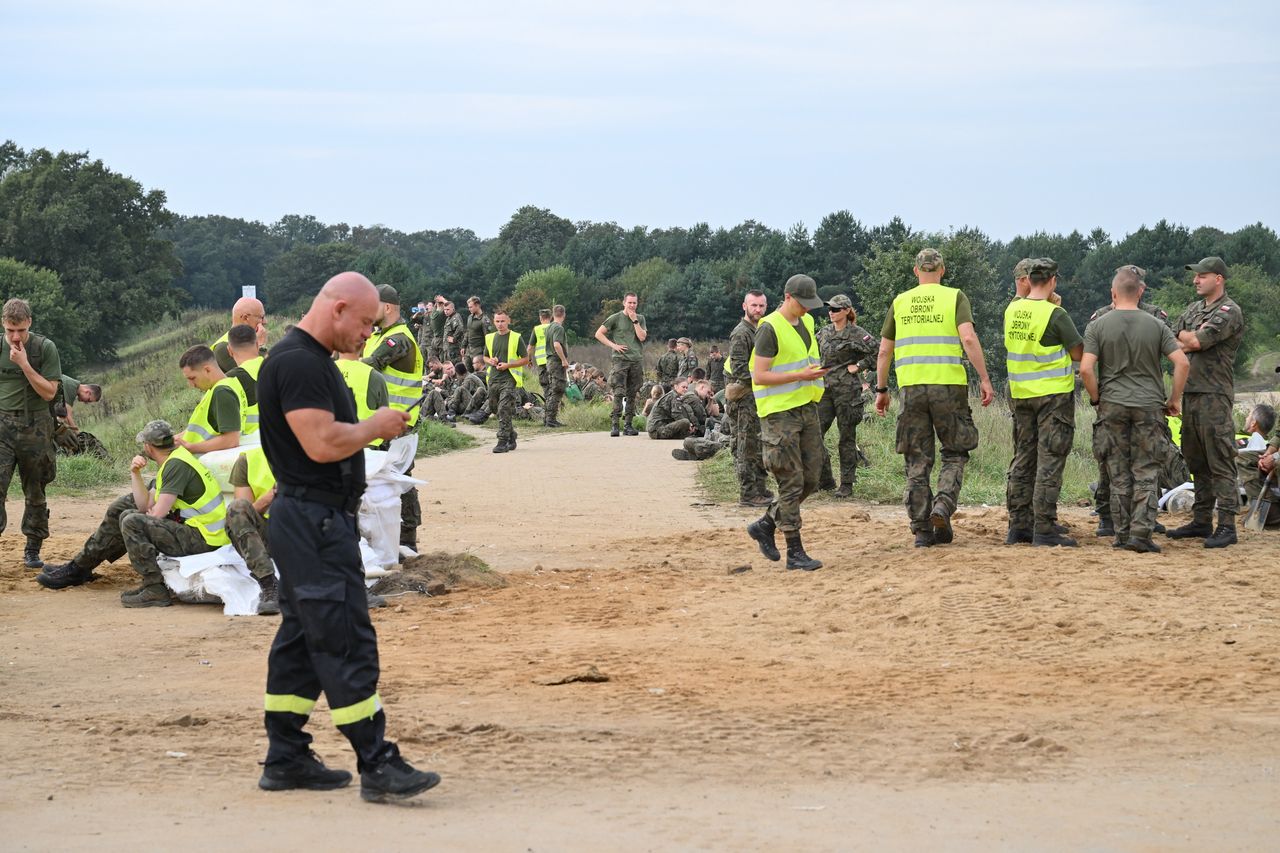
[
  {"left": 484, "top": 309, "right": 529, "bottom": 453},
  {"left": 816, "top": 294, "right": 878, "bottom": 497},
  {"left": 543, "top": 305, "right": 570, "bottom": 427}
]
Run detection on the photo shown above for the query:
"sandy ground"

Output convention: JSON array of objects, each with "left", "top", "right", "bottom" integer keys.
[{"left": 2, "top": 428, "right": 1278, "bottom": 851}]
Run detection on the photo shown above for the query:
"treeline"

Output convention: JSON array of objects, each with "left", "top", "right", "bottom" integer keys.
[{"left": 2, "top": 141, "right": 1278, "bottom": 375}]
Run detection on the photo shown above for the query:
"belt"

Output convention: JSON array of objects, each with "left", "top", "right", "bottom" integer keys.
[{"left": 277, "top": 483, "right": 362, "bottom": 514}]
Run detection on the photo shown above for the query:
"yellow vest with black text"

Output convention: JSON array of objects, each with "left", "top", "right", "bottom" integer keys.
[
  {"left": 891, "top": 284, "right": 966, "bottom": 386},
  {"left": 1004, "top": 298, "right": 1073, "bottom": 399},
  {"left": 155, "top": 446, "right": 230, "bottom": 547},
  {"left": 182, "top": 378, "right": 247, "bottom": 445},
  {"left": 532, "top": 323, "right": 549, "bottom": 366},
  {"left": 750, "top": 311, "right": 824, "bottom": 418},
  {"left": 236, "top": 356, "right": 264, "bottom": 435},
  {"left": 242, "top": 445, "right": 276, "bottom": 520},
  {"left": 363, "top": 321, "right": 424, "bottom": 427},
  {"left": 486, "top": 331, "right": 525, "bottom": 388}
]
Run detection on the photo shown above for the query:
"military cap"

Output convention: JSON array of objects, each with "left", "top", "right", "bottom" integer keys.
[
  {"left": 677, "top": 337, "right": 693, "bottom": 347},
  {"left": 136, "top": 419, "right": 175, "bottom": 448},
  {"left": 1028, "top": 258, "right": 1059, "bottom": 279},
  {"left": 825, "top": 294, "right": 854, "bottom": 309},
  {"left": 376, "top": 284, "right": 400, "bottom": 305},
  {"left": 1012, "top": 258, "right": 1035, "bottom": 280},
  {"left": 1184, "top": 256, "right": 1228, "bottom": 278},
  {"left": 783, "top": 274, "right": 824, "bottom": 310},
  {"left": 915, "top": 248, "right": 944, "bottom": 272}
]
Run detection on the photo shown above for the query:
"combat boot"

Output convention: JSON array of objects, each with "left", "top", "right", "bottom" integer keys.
[
  {"left": 930, "top": 506, "right": 954, "bottom": 545},
  {"left": 259, "top": 751, "right": 352, "bottom": 791},
  {"left": 610, "top": 418, "right": 620, "bottom": 437},
  {"left": 36, "top": 560, "right": 95, "bottom": 589},
  {"left": 1204, "top": 525, "right": 1237, "bottom": 549},
  {"left": 818, "top": 477, "right": 837, "bottom": 492},
  {"left": 739, "top": 494, "right": 772, "bottom": 508},
  {"left": 120, "top": 582, "right": 173, "bottom": 608},
  {"left": 1095, "top": 515, "right": 1115, "bottom": 537},
  {"left": 24, "top": 539, "right": 43, "bottom": 569},
  {"left": 913, "top": 530, "right": 934, "bottom": 548},
  {"left": 1033, "top": 531, "right": 1078, "bottom": 547},
  {"left": 671, "top": 448, "right": 693, "bottom": 461},
  {"left": 1004, "top": 528, "right": 1033, "bottom": 545},
  {"left": 1167, "top": 520, "right": 1213, "bottom": 539},
  {"left": 492, "top": 442, "right": 511, "bottom": 453},
  {"left": 747, "top": 515, "right": 780, "bottom": 562},
  {"left": 784, "top": 533, "right": 822, "bottom": 571},
  {"left": 1051, "top": 522, "right": 1070, "bottom": 535},
  {"left": 833, "top": 484, "right": 853, "bottom": 498},
  {"left": 360, "top": 753, "right": 441, "bottom": 803},
  {"left": 1123, "top": 537, "right": 1162, "bottom": 554},
  {"left": 256, "top": 576, "right": 280, "bottom": 616},
  {"left": 623, "top": 420, "right": 639, "bottom": 436}
]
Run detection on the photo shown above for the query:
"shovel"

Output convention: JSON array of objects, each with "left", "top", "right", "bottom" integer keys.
[{"left": 1242, "top": 468, "right": 1278, "bottom": 532}]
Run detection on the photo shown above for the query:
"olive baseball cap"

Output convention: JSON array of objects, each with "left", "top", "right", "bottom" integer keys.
[
  {"left": 376, "top": 284, "right": 401, "bottom": 305},
  {"left": 783, "top": 274, "right": 824, "bottom": 310},
  {"left": 1012, "top": 258, "right": 1034, "bottom": 280},
  {"left": 1185, "top": 257, "right": 1228, "bottom": 277},
  {"left": 825, "top": 294, "right": 853, "bottom": 309},
  {"left": 1028, "top": 258, "right": 1059, "bottom": 279},
  {"left": 915, "top": 248, "right": 944, "bottom": 272},
  {"left": 677, "top": 337, "right": 693, "bottom": 347},
  {"left": 136, "top": 419, "right": 175, "bottom": 448}
]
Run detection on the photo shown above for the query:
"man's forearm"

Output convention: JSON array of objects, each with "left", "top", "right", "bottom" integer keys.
[
  {"left": 186, "top": 432, "right": 240, "bottom": 454},
  {"left": 21, "top": 365, "right": 58, "bottom": 401},
  {"left": 959, "top": 334, "right": 990, "bottom": 383}
]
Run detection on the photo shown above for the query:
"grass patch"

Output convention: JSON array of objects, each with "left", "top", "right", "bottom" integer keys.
[
  {"left": 417, "top": 418, "right": 477, "bottom": 456},
  {"left": 697, "top": 397, "right": 1101, "bottom": 507}
]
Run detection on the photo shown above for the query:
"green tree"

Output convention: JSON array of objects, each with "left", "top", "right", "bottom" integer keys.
[
  {"left": 165, "top": 215, "right": 282, "bottom": 308},
  {"left": 0, "top": 257, "right": 85, "bottom": 368},
  {"left": 514, "top": 265, "right": 582, "bottom": 319},
  {"left": 263, "top": 242, "right": 360, "bottom": 312},
  {"left": 499, "top": 287, "right": 550, "bottom": 339}
]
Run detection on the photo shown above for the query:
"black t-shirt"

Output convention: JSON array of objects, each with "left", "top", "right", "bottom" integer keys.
[{"left": 259, "top": 328, "right": 366, "bottom": 496}]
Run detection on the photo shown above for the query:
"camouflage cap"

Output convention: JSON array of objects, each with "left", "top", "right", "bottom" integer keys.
[
  {"left": 136, "top": 419, "right": 175, "bottom": 448},
  {"left": 677, "top": 337, "right": 693, "bottom": 347},
  {"left": 1184, "top": 256, "right": 1228, "bottom": 278},
  {"left": 915, "top": 248, "right": 944, "bottom": 272},
  {"left": 783, "top": 274, "right": 824, "bottom": 310},
  {"left": 1028, "top": 258, "right": 1059, "bottom": 279},
  {"left": 1012, "top": 258, "right": 1035, "bottom": 280},
  {"left": 825, "top": 294, "right": 853, "bottom": 309},
  {"left": 376, "top": 284, "right": 400, "bottom": 305}
]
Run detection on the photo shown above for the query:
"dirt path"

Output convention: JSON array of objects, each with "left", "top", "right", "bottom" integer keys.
[{"left": 2, "top": 429, "right": 1278, "bottom": 850}]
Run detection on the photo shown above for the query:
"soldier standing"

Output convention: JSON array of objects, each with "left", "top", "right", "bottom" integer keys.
[
  {"left": 675, "top": 338, "right": 698, "bottom": 381},
  {"left": 1168, "top": 256, "right": 1246, "bottom": 548},
  {"left": 725, "top": 290, "right": 771, "bottom": 507},
  {"left": 816, "top": 294, "right": 878, "bottom": 497},
  {"left": 746, "top": 275, "right": 829, "bottom": 571},
  {"left": 528, "top": 308, "right": 552, "bottom": 397},
  {"left": 594, "top": 292, "right": 647, "bottom": 437},
  {"left": 484, "top": 309, "right": 529, "bottom": 453},
  {"left": 0, "top": 298, "right": 61, "bottom": 568},
  {"left": 706, "top": 345, "right": 725, "bottom": 393},
  {"left": 1081, "top": 266, "right": 1189, "bottom": 552},
  {"left": 462, "top": 296, "right": 493, "bottom": 360},
  {"left": 428, "top": 297, "right": 447, "bottom": 363},
  {"left": 442, "top": 301, "right": 465, "bottom": 364},
  {"left": 543, "top": 305, "right": 570, "bottom": 428},
  {"left": 656, "top": 339, "right": 680, "bottom": 391},
  {"left": 874, "top": 248, "right": 995, "bottom": 548},
  {"left": 1002, "top": 259, "right": 1083, "bottom": 547}
]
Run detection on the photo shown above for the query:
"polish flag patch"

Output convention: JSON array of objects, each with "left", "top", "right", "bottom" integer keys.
[{"left": 1219, "top": 305, "right": 1232, "bottom": 312}]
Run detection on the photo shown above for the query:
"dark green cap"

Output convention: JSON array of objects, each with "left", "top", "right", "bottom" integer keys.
[
  {"left": 1185, "top": 257, "right": 1227, "bottom": 277},
  {"left": 376, "top": 284, "right": 400, "bottom": 305},
  {"left": 783, "top": 274, "right": 824, "bottom": 310}
]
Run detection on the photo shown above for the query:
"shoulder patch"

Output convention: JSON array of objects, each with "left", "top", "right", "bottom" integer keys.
[
  {"left": 863, "top": 334, "right": 873, "bottom": 342},
  {"left": 1089, "top": 311, "right": 1099, "bottom": 321},
  {"left": 1220, "top": 305, "right": 1231, "bottom": 312},
  {"left": 1158, "top": 310, "right": 1168, "bottom": 318},
  {"left": 387, "top": 338, "right": 397, "bottom": 346}
]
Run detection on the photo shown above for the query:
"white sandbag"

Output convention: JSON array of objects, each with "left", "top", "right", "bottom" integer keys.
[
  {"left": 1159, "top": 481, "right": 1194, "bottom": 511},
  {"left": 159, "top": 547, "right": 260, "bottom": 616}
]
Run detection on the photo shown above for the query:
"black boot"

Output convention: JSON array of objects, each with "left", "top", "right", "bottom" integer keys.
[
  {"left": 784, "top": 533, "right": 822, "bottom": 571},
  {"left": 623, "top": 419, "right": 639, "bottom": 436},
  {"left": 1005, "top": 528, "right": 1033, "bottom": 545},
  {"left": 36, "top": 559, "right": 95, "bottom": 589},
  {"left": 24, "top": 538, "right": 43, "bottom": 569},
  {"left": 1032, "top": 531, "right": 1078, "bottom": 547},
  {"left": 259, "top": 751, "right": 352, "bottom": 791},
  {"left": 256, "top": 575, "right": 280, "bottom": 616},
  {"left": 930, "top": 506, "right": 954, "bottom": 544},
  {"left": 1095, "top": 515, "right": 1115, "bottom": 537},
  {"left": 1204, "top": 525, "right": 1237, "bottom": 549},
  {"left": 360, "top": 749, "right": 441, "bottom": 803},
  {"left": 1167, "top": 520, "right": 1213, "bottom": 539},
  {"left": 610, "top": 418, "right": 620, "bottom": 437},
  {"left": 747, "top": 515, "right": 780, "bottom": 562}
]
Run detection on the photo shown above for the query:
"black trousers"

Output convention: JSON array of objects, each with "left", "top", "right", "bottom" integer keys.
[{"left": 263, "top": 494, "right": 394, "bottom": 771}]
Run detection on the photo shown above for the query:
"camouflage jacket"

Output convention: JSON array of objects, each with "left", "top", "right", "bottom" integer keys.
[
  {"left": 656, "top": 351, "right": 680, "bottom": 383},
  {"left": 648, "top": 389, "right": 697, "bottom": 431},
  {"left": 1088, "top": 300, "right": 1170, "bottom": 327},
  {"left": 1174, "top": 294, "right": 1245, "bottom": 395},
  {"left": 817, "top": 322, "right": 878, "bottom": 398},
  {"left": 676, "top": 353, "right": 699, "bottom": 380},
  {"left": 727, "top": 318, "right": 757, "bottom": 386},
  {"left": 463, "top": 312, "right": 493, "bottom": 355},
  {"left": 443, "top": 314, "right": 465, "bottom": 353}
]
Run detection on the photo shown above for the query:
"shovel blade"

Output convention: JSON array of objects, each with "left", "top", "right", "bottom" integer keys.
[{"left": 1243, "top": 496, "right": 1272, "bottom": 532}]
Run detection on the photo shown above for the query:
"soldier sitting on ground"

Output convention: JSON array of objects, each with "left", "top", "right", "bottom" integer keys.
[{"left": 647, "top": 377, "right": 699, "bottom": 440}]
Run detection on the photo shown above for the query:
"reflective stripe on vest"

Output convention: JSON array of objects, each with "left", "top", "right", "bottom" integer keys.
[
  {"left": 238, "top": 356, "right": 264, "bottom": 435},
  {"left": 155, "top": 446, "right": 230, "bottom": 547},
  {"left": 532, "top": 323, "right": 549, "bottom": 366},
  {"left": 891, "top": 285, "right": 966, "bottom": 386},
  {"left": 1004, "top": 298, "right": 1073, "bottom": 398},
  {"left": 243, "top": 445, "right": 275, "bottom": 519},
  {"left": 485, "top": 331, "right": 525, "bottom": 388},
  {"left": 750, "top": 311, "right": 824, "bottom": 418},
  {"left": 363, "top": 321, "right": 424, "bottom": 427},
  {"left": 182, "top": 377, "right": 246, "bottom": 444}
]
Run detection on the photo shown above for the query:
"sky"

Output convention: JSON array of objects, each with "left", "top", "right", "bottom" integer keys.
[{"left": 4, "top": 0, "right": 1278, "bottom": 241}]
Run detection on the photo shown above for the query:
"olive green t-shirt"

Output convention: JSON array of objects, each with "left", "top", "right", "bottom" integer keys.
[
  {"left": 1039, "top": 305, "right": 1083, "bottom": 350},
  {"left": 545, "top": 321, "right": 567, "bottom": 363},
  {"left": 157, "top": 454, "right": 203, "bottom": 502},
  {"left": 880, "top": 290, "right": 974, "bottom": 339},
  {"left": 0, "top": 336, "right": 61, "bottom": 411},
  {"left": 366, "top": 370, "right": 389, "bottom": 411},
  {"left": 753, "top": 318, "right": 813, "bottom": 358},
  {"left": 1083, "top": 309, "right": 1178, "bottom": 408},
  {"left": 60, "top": 374, "right": 82, "bottom": 409},
  {"left": 601, "top": 311, "right": 646, "bottom": 363},
  {"left": 207, "top": 385, "right": 242, "bottom": 435},
  {"left": 229, "top": 453, "right": 251, "bottom": 489},
  {"left": 225, "top": 366, "right": 258, "bottom": 407}
]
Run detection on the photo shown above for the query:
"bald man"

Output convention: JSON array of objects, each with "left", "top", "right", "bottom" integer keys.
[
  {"left": 213, "top": 297, "right": 269, "bottom": 373},
  {"left": 256, "top": 271, "right": 439, "bottom": 803}
]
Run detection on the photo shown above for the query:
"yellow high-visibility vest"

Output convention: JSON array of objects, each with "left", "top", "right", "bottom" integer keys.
[
  {"left": 486, "top": 331, "right": 526, "bottom": 388},
  {"left": 183, "top": 378, "right": 247, "bottom": 444},
  {"left": 235, "top": 356, "right": 264, "bottom": 435},
  {"left": 156, "top": 446, "right": 230, "bottom": 547},
  {"left": 532, "top": 323, "right": 549, "bottom": 366},
  {"left": 242, "top": 445, "right": 276, "bottom": 519},
  {"left": 363, "top": 321, "right": 424, "bottom": 427},
  {"left": 1004, "top": 299, "right": 1073, "bottom": 399},
  {"left": 211, "top": 331, "right": 229, "bottom": 349},
  {"left": 750, "top": 311, "right": 824, "bottom": 418},
  {"left": 335, "top": 359, "right": 376, "bottom": 423},
  {"left": 891, "top": 284, "right": 966, "bottom": 387}
]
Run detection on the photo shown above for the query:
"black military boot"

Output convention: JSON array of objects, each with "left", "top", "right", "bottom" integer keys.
[
  {"left": 833, "top": 484, "right": 853, "bottom": 498},
  {"left": 623, "top": 419, "right": 639, "bottom": 436},
  {"left": 36, "top": 559, "right": 95, "bottom": 589},
  {"left": 360, "top": 753, "right": 441, "bottom": 803},
  {"left": 23, "top": 539, "right": 43, "bottom": 569},
  {"left": 120, "top": 582, "right": 173, "bottom": 608},
  {"left": 1204, "top": 525, "right": 1237, "bottom": 549},
  {"left": 784, "top": 533, "right": 822, "bottom": 571},
  {"left": 914, "top": 529, "right": 934, "bottom": 548},
  {"left": 256, "top": 575, "right": 280, "bottom": 616},
  {"left": 259, "top": 751, "right": 352, "bottom": 791},
  {"left": 1033, "top": 531, "right": 1078, "bottom": 547},
  {"left": 610, "top": 418, "right": 620, "bottom": 437},
  {"left": 1095, "top": 515, "right": 1115, "bottom": 537},
  {"left": 1005, "top": 528, "right": 1033, "bottom": 545},
  {"left": 1123, "top": 537, "right": 1162, "bottom": 553},
  {"left": 1167, "top": 520, "right": 1213, "bottom": 539},
  {"left": 747, "top": 515, "right": 780, "bottom": 562},
  {"left": 930, "top": 506, "right": 954, "bottom": 545}
]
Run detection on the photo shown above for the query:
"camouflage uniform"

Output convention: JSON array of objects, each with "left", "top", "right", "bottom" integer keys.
[
  {"left": 897, "top": 385, "right": 979, "bottom": 533},
  {"left": 656, "top": 350, "right": 679, "bottom": 389},
  {"left": 415, "top": 310, "right": 431, "bottom": 355},
  {"left": 1174, "top": 294, "right": 1245, "bottom": 526},
  {"left": 676, "top": 352, "right": 699, "bottom": 381},
  {"left": 443, "top": 313, "right": 465, "bottom": 364},
  {"left": 761, "top": 403, "right": 824, "bottom": 533},
  {"left": 227, "top": 497, "right": 273, "bottom": 580},
  {"left": 543, "top": 320, "right": 568, "bottom": 424},
  {"left": 646, "top": 390, "right": 696, "bottom": 439},
  {"left": 429, "top": 308, "right": 447, "bottom": 363},
  {"left": 681, "top": 428, "right": 731, "bottom": 460},
  {"left": 1086, "top": 301, "right": 1172, "bottom": 525},
  {"left": 728, "top": 318, "right": 769, "bottom": 502},
  {"left": 1006, "top": 392, "right": 1075, "bottom": 534},
  {"left": 707, "top": 355, "right": 725, "bottom": 393},
  {"left": 487, "top": 370, "right": 520, "bottom": 445},
  {"left": 815, "top": 320, "right": 878, "bottom": 490},
  {"left": 120, "top": 508, "right": 214, "bottom": 586},
  {"left": 1096, "top": 403, "right": 1166, "bottom": 541},
  {"left": 463, "top": 311, "right": 493, "bottom": 359},
  {"left": 0, "top": 331, "right": 61, "bottom": 556}
]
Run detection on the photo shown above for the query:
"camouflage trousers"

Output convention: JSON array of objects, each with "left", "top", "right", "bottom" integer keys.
[
  {"left": 1093, "top": 415, "right": 1185, "bottom": 519},
  {"left": 450, "top": 384, "right": 486, "bottom": 416},
  {"left": 421, "top": 388, "right": 448, "bottom": 419},
  {"left": 401, "top": 457, "right": 421, "bottom": 548},
  {"left": 1237, "top": 450, "right": 1266, "bottom": 507},
  {"left": 1182, "top": 393, "right": 1240, "bottom": 524},
  {"left": 608, "top": 360, "right": 644, "bottom": 424},
  {"left": 544, "top": 361, "right": 567, "bottom": 422},
  {"left": 1095, "top": 402, "right": 1164, "bottom": 541},
  {"left": 227, "top": 498, "right": 273, "bottom": 579},
  {"left": 817, "top": 384, "right": 864, "bottom": 489},
  {"left": 119, "top": 509, "right": 214, "bottom": 584},
  {"left": 488, "top": 375, "right": 520, "bottom": 444},
  {"left": 683, "top": 432, "right": 729, "bottom": 461},
  {"left": 761, "top": 402, "right": 823, "bottom": 534},
  {"left": 649, "top": 419, "right": 691, "bottom": 440},
  {"left": 896, "top": 385, "right": 978, "bottom": 533},
  {"left": 0, "top": 411, "right": 56, "bottom": 544},
  {"left": 1005, "top": 392, "right": 1074, "bottom": 534},
  {"left": 730, "top": 393, "right": 769, "bottom": 501}
]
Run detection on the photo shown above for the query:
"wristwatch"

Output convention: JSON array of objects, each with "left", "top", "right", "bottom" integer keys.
[{"left": 875, "top": 386, "right": 889, "bottom": 394}]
